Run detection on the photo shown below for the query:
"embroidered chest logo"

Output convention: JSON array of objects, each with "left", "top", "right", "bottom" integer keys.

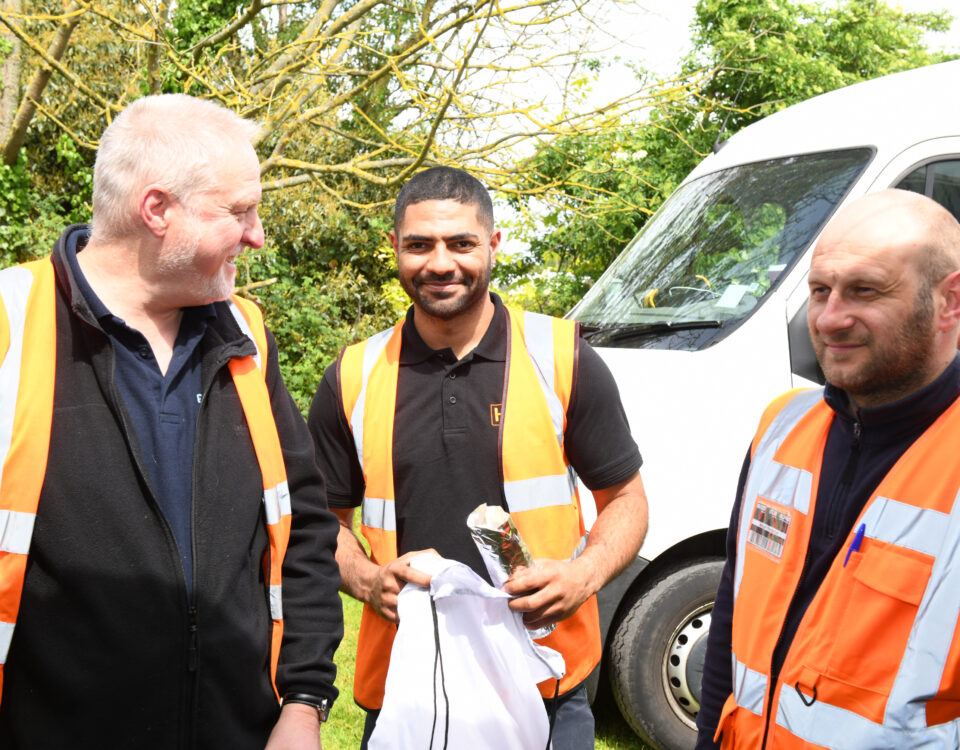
[
  {"left": 747, "top": 500, "right": 791, "bottom": 558},
  {"left": 490, "top": 403, "right": 502, "bottom": 426}
]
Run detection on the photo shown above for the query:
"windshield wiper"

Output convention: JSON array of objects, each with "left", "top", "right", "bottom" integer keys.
[{"left": 581, "top": 320, "right": 724, "bottom": 344}]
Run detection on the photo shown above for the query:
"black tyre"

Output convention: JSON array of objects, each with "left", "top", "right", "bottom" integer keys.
[{"left": 608, "top": 557, "right": 724, "bottom": 750}]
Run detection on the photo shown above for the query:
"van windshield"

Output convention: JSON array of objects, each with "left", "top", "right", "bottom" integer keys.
[{"left": 569, "top": 148, "right": 872, "bottom": 350}]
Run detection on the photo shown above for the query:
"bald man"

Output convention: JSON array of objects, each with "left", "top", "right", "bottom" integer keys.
[{"left": 695, "top": 189, "right": 960, "bottom": 749}]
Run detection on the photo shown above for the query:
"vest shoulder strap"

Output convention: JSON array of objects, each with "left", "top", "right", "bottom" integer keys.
[
  {"left": 751, "top": 387, "right": 815, "bottom": 457},
  {"left": 227, "top": 295, "right": 268, "bottom": 376}
]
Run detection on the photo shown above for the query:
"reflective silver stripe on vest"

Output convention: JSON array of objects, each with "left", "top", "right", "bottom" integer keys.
[
  {"left": 756, "top": 463, "right": 813, "bottom": 515},
  {"left": 263, "top": 481, "right": 291, "bottom": 525},
  {"left": 776, "top": 681, "right": 960, "bottom": 748},
  {"left": 350, "top": 327, "right": 395, "bottom": 472},
  {"left": 0, "top": 621, "right": 14, "bottom": 662},
  {"left": 503, "top": 473, "right": 575, "bottom": 513},
  {"left": 731, "top": 652, "right": 767, "bottom": 716},
  {"left": 263, "top": 475, "right": 289, "bottom": 623},
  {"left": 0, "top": 266, "right": 34, "bottom": 501},
  {"left": 0, "top": 266, "right": 38, "bottom": 665},
  {"left": 521, "top": 311, "right": 564, "bottom": 447},
  {"left": 362, "top": 496, "right": 397, "bottom": 532},
  {"left": 734, "top": 388, "right": 823, "bottom": 599},
  {"left": 0, "top": 509, "right": 35, "bottom": 555},
  {"left": 269, "top": 584, "right": 283, "bottom": 621},
  {"left": 886, "top": 486, "right": 960, "bottom": 729},
  {"left": 227, "top": 299, "right": 264, "bottom": 372},
  {"left": 858, "top": 495, "right": 950, "bottom": 560}
]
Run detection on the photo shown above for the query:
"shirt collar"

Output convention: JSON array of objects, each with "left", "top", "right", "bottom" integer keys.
[
  {"left": 399, "top": 293, "right": 508, "bottom": 365},
  {"left": 825, "top": 353, "right": 960, "bottom": 433}
]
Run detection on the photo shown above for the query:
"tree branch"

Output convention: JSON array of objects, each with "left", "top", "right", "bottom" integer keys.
[{"left": 1, "top": 1, "right": 86, "bottom": 165}]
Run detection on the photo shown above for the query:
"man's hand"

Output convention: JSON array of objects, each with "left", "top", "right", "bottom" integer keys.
[
  {"left": 264, "top": 703, "right": 322, "bottom": 750},
  {"left": 369, "top": 549, "right": 436, "bottom": 623},
  {"left": 503, "top": 557, "right": 598, "bottom": 630},
  {"left": 331, "top": 508, "right": 436, "bottom": 623},
  {"left": 503, "top": 472, "right": 648, "bottom": 631}
]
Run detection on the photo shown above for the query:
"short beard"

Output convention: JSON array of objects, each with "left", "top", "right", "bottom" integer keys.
[
  {"left": 401, "top": 259, "right": 491, "bottom": 321},
  {"left": 157, "top": 222, "right": 236, "bottom": 304},
  {"left": 816, "top": 286, "right": 937, "bottom": 406}
]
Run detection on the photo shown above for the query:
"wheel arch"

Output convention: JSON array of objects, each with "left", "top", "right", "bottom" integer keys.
[{"left": 605, "top": 529, "right": 727, "bottom": 649}]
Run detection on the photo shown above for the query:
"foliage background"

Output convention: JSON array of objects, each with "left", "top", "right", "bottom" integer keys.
[
  {"left": 498, "top": 0, "right": 955, "bottom": 316},
  {"left": 3, "top": 0, "right": 952, "bottom": 405}
]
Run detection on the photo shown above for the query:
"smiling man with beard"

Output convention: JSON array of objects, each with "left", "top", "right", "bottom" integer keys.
[
  {"left": 0, "top": 95, "right": 343, "bottom": 749},
  {"left": 308, "top": 166, "right": 649, "bottom": 749},
  {"left": 696, "top": 189, "right": 960, "bottom": 749}
]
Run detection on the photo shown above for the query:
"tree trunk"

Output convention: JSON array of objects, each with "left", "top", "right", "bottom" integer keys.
[
  {"left": 147, "top": 1, "right": 171, "bottom": 95},
  {"left": 0, "top": 0, "right": 22, "bottom": 147},
  {"left": 1, "top": 1, "right": 82, "bottom": 166}
]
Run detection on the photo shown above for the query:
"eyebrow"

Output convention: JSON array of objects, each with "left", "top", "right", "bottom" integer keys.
[{"left": 401, "top": 232, "right": 480, "bottom": 243}]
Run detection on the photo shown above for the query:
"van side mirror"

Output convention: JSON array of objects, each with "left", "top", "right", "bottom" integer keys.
[{"left": 788, "top": 301, "right": 825, "bottom": 384}]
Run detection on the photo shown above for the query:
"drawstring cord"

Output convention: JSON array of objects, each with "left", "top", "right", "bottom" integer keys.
[
  {"left": 428, "top": 592, "right": 559, "bottom": 750},
  {"left": 544, "top": 679, "right": 560, "bottom": 750},
  {"left": 429, "top": 595, "right": 450, "bottom": 750}
]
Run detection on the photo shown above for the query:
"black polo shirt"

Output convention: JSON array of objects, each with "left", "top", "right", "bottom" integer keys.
[
  {"left": 66, "top": 228, "right": 214, "bottom": 596},
  {"left": 308, "top": 294, "right": 642, "bottom": 580}
]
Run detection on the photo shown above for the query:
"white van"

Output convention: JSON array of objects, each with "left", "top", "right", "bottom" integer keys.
[{"left": 572, "top": 60, "right": 960, "bottom": 750}]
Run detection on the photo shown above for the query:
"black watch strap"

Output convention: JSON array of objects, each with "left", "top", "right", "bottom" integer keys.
[{"left": 282, "top": 693, "right": 330, "bottom": 723}]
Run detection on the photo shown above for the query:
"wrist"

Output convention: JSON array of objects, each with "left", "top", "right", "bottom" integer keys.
[
  {"left": 571, "top": 549, "right": 605, "bottom": 597},
  {"left": 282, "top": 693, "right": 330, "bottom": 724}
]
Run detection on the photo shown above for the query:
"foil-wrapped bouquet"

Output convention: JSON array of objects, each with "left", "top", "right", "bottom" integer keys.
[{"left": 466, "top": 503, "right": 555, "bottom": 637}]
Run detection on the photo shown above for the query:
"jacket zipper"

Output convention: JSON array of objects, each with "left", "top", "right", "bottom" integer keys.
[
  {"left": 825, "top": 420, "right": 862, "bottom": 539},
  {"left": 103, "top": 349, "right": 197, "bottom": 749}
]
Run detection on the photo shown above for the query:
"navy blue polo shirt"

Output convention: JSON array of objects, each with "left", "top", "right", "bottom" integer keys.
[{"left": 67, "top": 230, "right": 214, "bottom": 597}]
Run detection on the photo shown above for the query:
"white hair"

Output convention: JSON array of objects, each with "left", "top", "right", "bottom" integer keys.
[{"left": 90, "top": 94, "right": 261, "bottom": 243}]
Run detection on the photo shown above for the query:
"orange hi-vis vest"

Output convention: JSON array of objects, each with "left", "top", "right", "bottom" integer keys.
[
  {"left": 717, "top": 387, "right": 960, "bottom": 749},
  {"left": 338, "top": 308, "right": 601, "bottom": 709},
  {"left": 0, "top": 257, "right": 292, "bottom": 701}
]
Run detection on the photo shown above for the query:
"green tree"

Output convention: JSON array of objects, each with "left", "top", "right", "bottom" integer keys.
[
  {"left": 0, "top": 0, "right": 696, "bottom": 408},
  {"left": 504, "top": 0, "right": 955, "bottom": 316}
]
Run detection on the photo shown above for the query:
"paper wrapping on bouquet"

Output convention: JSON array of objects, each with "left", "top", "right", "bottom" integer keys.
[{"left": 466, "top": 503, "right": 555, "bottom": 638}]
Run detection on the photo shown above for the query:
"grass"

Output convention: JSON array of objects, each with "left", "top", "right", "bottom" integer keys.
[{"left": 325, "top": 593, "right": 650, "bottom": 749}]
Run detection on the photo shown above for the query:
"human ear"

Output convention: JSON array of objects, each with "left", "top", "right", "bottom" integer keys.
[
  {"left": 488, "top": 229, "right": 502, "bottom": 264},
  {"left": 139, "top": 187, "right": 174, "bottom": 238},
  {"left": 937, "top": 269, "right": 960, "bottom": 333}
]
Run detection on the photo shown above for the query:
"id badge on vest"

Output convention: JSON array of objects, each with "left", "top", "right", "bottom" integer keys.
[{"left": 747, "top": 500, "right": 791, "bottom": 559}]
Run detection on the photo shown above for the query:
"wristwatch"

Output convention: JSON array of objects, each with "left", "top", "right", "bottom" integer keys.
[{"left": 282, "top": 693, "right": 331, "bottom": 723}]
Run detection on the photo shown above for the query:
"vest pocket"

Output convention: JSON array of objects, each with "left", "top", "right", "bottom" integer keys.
[
  {"left": 824, "top": 542, "right": 933, "bottom": 695},
  {"left": 715, "top": 692, "right": 739, "bottom": 748}
]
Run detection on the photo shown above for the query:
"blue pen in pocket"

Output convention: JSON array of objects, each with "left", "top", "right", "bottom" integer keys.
[{"left": 843, "top": 523, "right": 866, "bottom": 567}]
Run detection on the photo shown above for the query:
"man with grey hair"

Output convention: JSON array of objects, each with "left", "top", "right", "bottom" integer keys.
[{"left": 0, "top": 94, "right": 342, "bottom": 748}]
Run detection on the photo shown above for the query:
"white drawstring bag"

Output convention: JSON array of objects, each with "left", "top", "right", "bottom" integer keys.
[{"left": 368, "top": 554, "right": 566, "bottom": 750}]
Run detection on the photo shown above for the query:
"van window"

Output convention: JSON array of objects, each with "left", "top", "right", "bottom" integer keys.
[
  {"left": 569, "top": 149, "right": 872, "bottom": 351},
  {"left": 895, "top": 159, "right": 960, "bottom": 222}
]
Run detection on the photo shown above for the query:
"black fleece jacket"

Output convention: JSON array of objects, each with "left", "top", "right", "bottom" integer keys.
[{"left": 0, "top": 226, "right": 343, "bottom": 750}]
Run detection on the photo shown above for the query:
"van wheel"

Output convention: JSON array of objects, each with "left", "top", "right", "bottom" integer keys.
[{"left": 608, "top": 558, "right": 724, "bottom": 750}]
